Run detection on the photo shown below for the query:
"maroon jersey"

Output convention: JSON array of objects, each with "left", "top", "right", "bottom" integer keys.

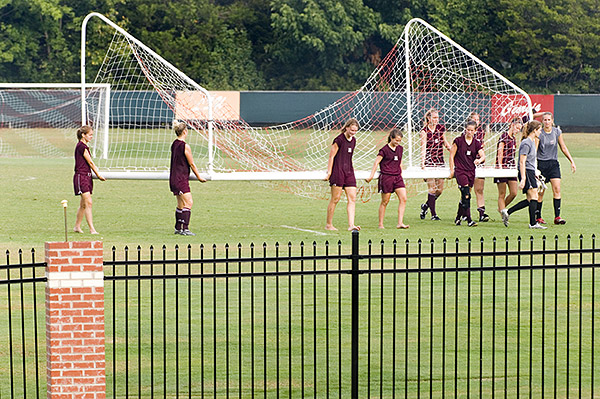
[
  {"left": 474, "top": 126, "right": 485, "bottom": 143},
  {"left": 453, "top": 135, "right": 482, "bottom": 173},
  {"left": 74, "top": 141, "right": 91, "bottom": 174},
  {"left": 422, "top": 124, "right": 446, "bottom": 166},
  {"left": 170, "top": 139, "right": 191, "bottom": 194},
  {"left": 330, "top": 133, "right": 356, "bottom": 178},
  {"left": 496, "top": 131, "right": 516, "bottom": 168},
  {"left": 378, "top": 144, "right": 403, "bottom": 176}
]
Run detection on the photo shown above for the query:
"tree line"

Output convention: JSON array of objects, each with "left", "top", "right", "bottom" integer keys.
[{"left": 1, "top": 0, "right": 599, "bottom": 93}]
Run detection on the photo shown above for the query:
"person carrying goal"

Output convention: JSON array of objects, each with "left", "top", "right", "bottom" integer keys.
[
  {"left": 366, "top": 128, "right": 409, "bottom": 229},
  {"left": 170, "top": 122, "right": 206, "bottom": 236},
  {"left": 504, "top": 120, "right": 547, "bottom": 229},
  {"left": 449, "top": 120, "right": 485, "bottom": 227},
  {"left": 495, "top": 117, "right": 521, "bottom": 226},
  {"left": 468, "top": 111, "right": 490, "bottom": 222},
  {"left": 419, "top": 108, "right": 451, "bottom": 221},
  {"left": 73, "top": 125, "right": 106, "bottom": 235},
  {"left": 325, "top": 118, "right": 361, "bottom": 231},
  {"left": 535, "top": 112, "right": 576, "bottom": 225}
]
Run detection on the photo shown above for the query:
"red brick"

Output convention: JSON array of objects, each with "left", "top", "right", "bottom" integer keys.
[{"left": 46, "top": 242, "right": 71, "bottom": 250}]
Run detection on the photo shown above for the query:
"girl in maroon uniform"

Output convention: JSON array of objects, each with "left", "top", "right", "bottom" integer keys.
[
  {"left": 449, "top": 120, "right": 485, "bottom": 226},
  {"left": 495, "top": 117, "right": 521, "bottom": 226},
  {"left": 419, "top": 108, "right": 451, "bottom": 220},
  {"left": 366, "top": 128, "right": 409, "bottom": 229},
  {"left": 325, "top": 118, "right": 360, "bottom": 231},
  {"left": 73, "top": 125, "right": 106, "bottom": 234},
  {"left": 468, "top": 111, "right": 490, "bottom": 222},
  {"left": 170, "top": 122, "right": 206, "bottom": 236}
]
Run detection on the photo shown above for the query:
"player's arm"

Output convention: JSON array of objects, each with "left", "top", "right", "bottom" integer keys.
[
  {"left": 366, "top": 155, "right": 383, "bottom": 183},
  {"left": 83, "top": 149, "right": 106, "bottom": 181},
  {"left": 442, "top": 130, "right": 452, "bottom": 151},
  {"left": 420, "top": 130, "right": 427, "bottom": 168},
  {"left": 557, "top": 135, "right": 576, "bottom": 173},
  {"left": 185, "top": 143, "right": 206, "bottom": 182},
  {"left": 497, "top": 142, "right": 505, "bottom": 168},
  {"left": 448, "top": 143, "right": 457, "bottom": 178},
  {"left": 475, "top": 148, "right": 485, "bottom": 165},
  {"left": 518, "top": 154, "right": 527, "bottom": 189},
  {"left": 324, "top": 142, "right": 339, "bottom": 180}
]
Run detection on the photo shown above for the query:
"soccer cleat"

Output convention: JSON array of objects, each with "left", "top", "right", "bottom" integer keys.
[
  {"left": 420, "top": 203, "right": 429, "bottom": 219},
  {"left": 554, "top": 216, "right": 566, "bottom": 225},
  {"left": 479, "top": 213, "right": 490, "bottom": 222},
  {"left": 468, "top": 220, "right": 478, "bottom": 227},
  {"left": 529, "top": 223, "right": 547, "bottom": 229},
  {"left": 180, "top": 229, "right": 196, "bottom": 236},
  {"left": 536, "top": 217, "right": 547, "bottom": 225},
  {"left": 455, "top": 218, "right": 461, "bottom": 226},
  {"left": 500, "top": 209, "right": 509, "bottom": 227},
  {"left": 431, "top": 215, "right": 441, "bottom": 221},
  {"left": 174, "top": 229, "right": 182, "bottom": 235}
]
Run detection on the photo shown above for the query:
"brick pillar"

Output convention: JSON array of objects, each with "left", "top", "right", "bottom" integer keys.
[{"left": 45, "top": 241, "right": 105, "bottom": 399}]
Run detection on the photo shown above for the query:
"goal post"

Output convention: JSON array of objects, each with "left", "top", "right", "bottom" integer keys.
[{"left": 80, "top": 13, "right": 531, "bottom": 196}]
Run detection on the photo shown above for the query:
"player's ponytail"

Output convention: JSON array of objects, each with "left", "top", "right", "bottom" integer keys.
[
  {"left": 76, "top": 125, "right": 93, "bottom": 140},
  {"left": 387, "top": 128, "right": 403, "bottom": 143},
  {"left": 173, "top": 122, "right": 187, "bottom": 137},
  {"left": 521, "top": 120, "right": 541, "bottom": 140}
]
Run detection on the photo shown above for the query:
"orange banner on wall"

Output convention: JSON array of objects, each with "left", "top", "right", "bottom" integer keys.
[{"left": 175, "top": 91, "right": 240, "bottom": 121}]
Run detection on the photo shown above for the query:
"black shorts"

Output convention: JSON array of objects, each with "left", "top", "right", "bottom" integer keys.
[
  {"left": 519, "top": 169, "right": 537, "bottom": 194},
  {"left": 494, "top": 177, "right": 518, "bottom": 184},
  {"left": 538, "top": 159, "right": 561, "bottom": 180}
]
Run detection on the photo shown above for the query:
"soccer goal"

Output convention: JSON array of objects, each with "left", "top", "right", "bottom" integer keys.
[
  {"left": 81, "top": 13, "right": 532, "bottom": 194},
  {"left": 0, "top": 83, "right": 109, "bottom": 159}
]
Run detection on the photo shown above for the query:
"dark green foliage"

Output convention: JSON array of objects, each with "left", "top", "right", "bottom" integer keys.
[{"left": 1, "top": 0, "right": 599, "bottom": 92}]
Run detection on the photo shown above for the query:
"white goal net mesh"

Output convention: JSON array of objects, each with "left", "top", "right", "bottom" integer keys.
[
  {"left": 82, "top": 16, "right": 531, "bottom": 200},
  {"left": 0, "top": 84, "right": 108, "bottom": 159}
]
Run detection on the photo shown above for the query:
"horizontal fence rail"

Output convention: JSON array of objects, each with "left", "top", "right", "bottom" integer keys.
[
  {"left": 1, "top": 234, "right": 599, "bottom": 398},
  {"left": 100, "top": 233, "right": 599, "bottom": 398}
]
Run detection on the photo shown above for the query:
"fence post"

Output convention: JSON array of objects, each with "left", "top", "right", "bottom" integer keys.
[
  {"left": 351, "top": 230, "right": 359, "bottom": 399},
  {"left": 45, "top": 241, "right": 105, "bottom": 399}
]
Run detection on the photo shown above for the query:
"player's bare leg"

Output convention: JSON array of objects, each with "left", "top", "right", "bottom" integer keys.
[
  {"left": 395, "top": 188, "right": 409, "bottom": 229},
  {"left": 345, "top": 187, "right": 360, "bottom": 231},
  {"left": 326, "top": 186, "right": 343, "bottom": 230},
  {"left": 378, "top": 193, "right": 391, "bottom": 228},
  {"left": 74, "top": 192, "right": 97, "bottom": 234}
]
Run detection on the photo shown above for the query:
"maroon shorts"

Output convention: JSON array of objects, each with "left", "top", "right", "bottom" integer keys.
[
  {"left": 378, "top": 174, "right": 405, "bottom": 193},
  {"left": 329, "top": 170, "right": 356, "bottom": 188},
  {"left": 74, "top": 173, "right": 93, "bottom": 195},
  {"left": 494, "top": 177, "right": 518, "bottom": 184},
  {"left": 455, "top": 170, "right": 475, "bottom": 188},
  {"left": 170, "top": 179, "right": 190, "bottom": 196}
]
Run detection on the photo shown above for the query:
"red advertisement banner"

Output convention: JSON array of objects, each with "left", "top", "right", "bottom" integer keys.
[{"left": 491, "top": 94, "right": 554, "bottom": 123}]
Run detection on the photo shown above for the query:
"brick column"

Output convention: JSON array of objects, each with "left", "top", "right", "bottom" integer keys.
[{"left": 45, "top": 241, "right": 105, "bottom": 399}]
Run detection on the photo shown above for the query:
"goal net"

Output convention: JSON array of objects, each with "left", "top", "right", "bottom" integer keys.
[
  {"left": 0, "top": 84, "right": 109, "bottom": 159},
  {"left": 82, "top": 14, "right": 531, "bottom": 199}
]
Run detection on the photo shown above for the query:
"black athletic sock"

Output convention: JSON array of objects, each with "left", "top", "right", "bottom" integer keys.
[
  {"left": 508, "top": 199, "right": 529, "bottom": 215},
  {"left": 456, "top": 203, "right": 463, "bottom": 221},
  {"left": 182, "top": 208, "right": 191, "bottom": 230},
  {"left": 528, "top": 200, "right": 537, "bottom": 226},
  {"left": 535, "top": 201, "right": 542, "bottom": 220},
  {"left": 477, "top": 206, "right": 485, "bottom": 218},
  {"left": 554, "top": 198, "right": 561, "bottom": 218},
  {"left": 175, "top": 208, "right": 184, "bottom": 231},
  {"left": 427, "top": 193, "right": 436, "bottom": 216}
]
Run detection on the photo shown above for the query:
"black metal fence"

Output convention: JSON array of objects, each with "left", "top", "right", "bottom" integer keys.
[{"left": 1, "top": 233, "right": 600, "bottom": 398}]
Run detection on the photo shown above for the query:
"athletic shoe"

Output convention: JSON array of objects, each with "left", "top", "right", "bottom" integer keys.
[
  {"left": 180, "top": 229, "right": 196, "bottom": 236},
  {"left": 420, "top": 203, "right": 429, "bottom": 219},
  {"left": 536, "top": 217, "right": 547, "bottom": 225},
  {"left": 174, "top": 229, "right": 182, "bottom": 235},
  {"left": 529, "top": 223, "right": 547, "bottom": 229},
  {"left": 554, "top": 216, "right": 566, "bottom": 225},
  {"left": 431, "top": 215, "right": 441, "bottom": 221},
  {"left": 479, "top": 213, "right": 490, "bottom": 222},
  {"left": 455, "top": 218, "right": 461, "bottom": 226},
  {"left": 500, "top": 209, "right": 509, "bottom": 227},
  {"left": 468, "top": 220, "right": 478, "bottom": 227}
]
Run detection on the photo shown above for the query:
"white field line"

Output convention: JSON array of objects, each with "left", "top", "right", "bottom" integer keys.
[{"left": 280, "top": 225, "right": 328, "bottom": 236}]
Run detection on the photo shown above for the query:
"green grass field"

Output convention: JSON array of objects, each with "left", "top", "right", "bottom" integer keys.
[
  {"left": 2, "top": 132, "right": 600, "bottom": 397},
  {"left": 1, "top": 133, "right": 599, "bottom": 256}
]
